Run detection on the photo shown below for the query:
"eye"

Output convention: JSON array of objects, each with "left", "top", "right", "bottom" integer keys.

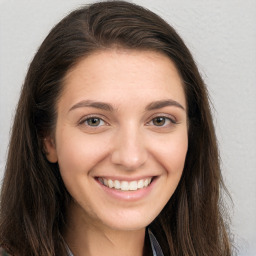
[
  {"left": 82, "top": 117, "right": 106, "bottom": 127},
  {"left": 77, "top": 115, "right": 109, "bottom": 133},
  {"left": 152, "top": 117, "right": 168, "bottom": 126},
  {"left": 148, "top": 116, "right": 176, "bottom": 127}
]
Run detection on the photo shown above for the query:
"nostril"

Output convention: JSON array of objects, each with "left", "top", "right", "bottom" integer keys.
[{"left": 110, "top": 145, "right": 148, "bottom": 169}]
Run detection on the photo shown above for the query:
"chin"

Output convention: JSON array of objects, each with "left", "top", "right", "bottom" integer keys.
[{"left": 98, "top": 210, "right": 159, "bottom": 232}]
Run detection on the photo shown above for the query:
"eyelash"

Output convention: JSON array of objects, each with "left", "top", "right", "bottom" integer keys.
[
  {"left": 146, "top": 115, "right": 177, "bottom": 127},
  {"left": 78, "top": 114, "right": 177, "bottom": 129},
  {"left": 78, "top": 115, "right": 108, "bottom": 128}
]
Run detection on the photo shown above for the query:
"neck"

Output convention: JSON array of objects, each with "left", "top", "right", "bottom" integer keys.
[{"left": 64, "top": 202, "right": 146, "bottom": 256}]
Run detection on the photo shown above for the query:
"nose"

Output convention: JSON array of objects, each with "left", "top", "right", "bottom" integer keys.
[{"left": 111, "top": 126, "right": 148, "bottom": 170}]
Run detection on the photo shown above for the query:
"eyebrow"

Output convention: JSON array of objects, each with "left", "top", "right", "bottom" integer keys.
[
  {"left": 69, "top": 100, "right": 114, "bottom": 112},
  {"left": 145, "top": 99, "right": 185, "bottom": 111},
  {"left": 69, "top": 99, "right": 185, "bottom": 112}
]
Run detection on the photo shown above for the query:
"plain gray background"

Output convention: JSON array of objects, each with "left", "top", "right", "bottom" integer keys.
[{"left": 0, "top": 0, "right": 255, "bottom": 255}]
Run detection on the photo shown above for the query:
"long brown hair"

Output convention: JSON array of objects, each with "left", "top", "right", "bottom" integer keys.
[{"left": 0, "top": 1, "right": 232, "bottom": 255}]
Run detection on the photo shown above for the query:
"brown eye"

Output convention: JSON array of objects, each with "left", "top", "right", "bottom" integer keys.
[{"left": 152, "top": 117, "right": 167, "bottom": 126}]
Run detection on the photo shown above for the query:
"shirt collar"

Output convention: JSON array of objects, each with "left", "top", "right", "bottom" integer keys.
[{"left": 148, "top": 229, "right": 164, "bottom": 256}]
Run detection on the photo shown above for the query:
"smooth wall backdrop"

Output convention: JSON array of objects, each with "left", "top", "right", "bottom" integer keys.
[{"left": 0, "top": 0, "right": 255, "bottom": 255}]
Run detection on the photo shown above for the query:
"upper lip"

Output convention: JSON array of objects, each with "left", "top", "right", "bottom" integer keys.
[{"left": 95, "top": 175, "right": 156, "bottom": 181}]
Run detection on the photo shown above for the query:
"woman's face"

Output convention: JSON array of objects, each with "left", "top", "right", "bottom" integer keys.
[{"left": 45, "top": 49, "right": 188, "bottom": 231}]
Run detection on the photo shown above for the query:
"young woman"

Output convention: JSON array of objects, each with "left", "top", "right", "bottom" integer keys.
[{"left": 0, "top": 1, "right": 232, "bottom": 255}]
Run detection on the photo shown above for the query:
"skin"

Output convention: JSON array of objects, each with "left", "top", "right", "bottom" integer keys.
[{"left": 45, "top": 49, "right": 188, "bottom": 256}]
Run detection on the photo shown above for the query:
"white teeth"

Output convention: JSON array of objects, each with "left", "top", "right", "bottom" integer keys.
[
  {"left": 101, "top": 178, "right": 152, "bottom": 191},
  {"left": 129, "top": 181, "right": 137, "bottom": 191},
  {"left": 108, "top": 179, "right": 114, "bottom": 188},
  {"left": 114, "top": 180, "right": 121, "bottom": 189},
  {"left": 121, "top": 181, "right": 129, "bottom": 191},
  {"left": 144, "top": 179, "right": 149, "bottom": 186},
  {"left": 137, "top": 179, "right": 144, "bottom": 189}
]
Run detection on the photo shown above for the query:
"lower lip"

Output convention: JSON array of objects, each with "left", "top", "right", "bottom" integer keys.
[{"left": 95, "top": 177, "right": 157, "bottom": 201}]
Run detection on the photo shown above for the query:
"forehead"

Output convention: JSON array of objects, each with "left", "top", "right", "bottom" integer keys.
[{"left": 60, "top": 49, "right": 186, "bottom": 109}]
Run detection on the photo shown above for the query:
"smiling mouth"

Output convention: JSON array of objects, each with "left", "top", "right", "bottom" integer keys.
[{"left": 97, "top": 177, "right": 153, "bottom": 191}]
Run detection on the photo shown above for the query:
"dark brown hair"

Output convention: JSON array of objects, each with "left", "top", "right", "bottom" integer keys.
[{"left": 0, "top": 1, "right": 232, "bottom": 255}]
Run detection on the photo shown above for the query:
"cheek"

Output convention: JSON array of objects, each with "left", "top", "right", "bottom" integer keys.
[
  {"left": 55, "top": 128, "right": 111, "bottom": 175},
  {"left": 153, "top": 131, "right": 188, "bottom": 175}
]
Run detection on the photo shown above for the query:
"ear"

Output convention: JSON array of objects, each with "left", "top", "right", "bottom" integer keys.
[{"left": 43, "top": 137, "right": 58, "bottom": 163}]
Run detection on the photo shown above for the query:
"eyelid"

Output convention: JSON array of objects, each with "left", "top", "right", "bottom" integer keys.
[
  {"left": 146, "top": 113, "right": 177, "bottom": 125},
  {"left": 78, "top": 114, "right": 109, "bottom": 126}
]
